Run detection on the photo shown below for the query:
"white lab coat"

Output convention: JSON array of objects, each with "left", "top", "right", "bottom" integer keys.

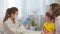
[
  {"left": 3, "top": 18, "right": 25, "bottom": 34},
  {"left": 55, "top": 16, "right": 60, "bottom": 34}
]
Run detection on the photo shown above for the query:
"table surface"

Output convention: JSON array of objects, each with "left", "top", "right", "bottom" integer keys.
[
  {"left": 24, "top": 30, "right": 41, "bottom": 34},
  {"left": 0, "top": 29, "right": 41, "bottom": 34}
]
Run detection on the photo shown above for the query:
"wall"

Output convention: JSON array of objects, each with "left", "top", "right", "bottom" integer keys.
[
  {"left": 0, "top": 0, "right": 4, "bottom": 22},
  {"left": 55, "top": 0, "right": 60, "bottom": 4}
]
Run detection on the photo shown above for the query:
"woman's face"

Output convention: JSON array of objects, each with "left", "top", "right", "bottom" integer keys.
[
  {"left": 49, "top": 7, "right": 53, "bottom": 15},
  {"left": 11, "top": 11, "right": 18, "bottom": 19},
  {"left": 14, "top": 11, "right": 18, "bottom": 18}
]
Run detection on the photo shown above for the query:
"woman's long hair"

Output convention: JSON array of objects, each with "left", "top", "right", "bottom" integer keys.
[{"left": 3, "top": 7, "right": 18, "bottom": 22}]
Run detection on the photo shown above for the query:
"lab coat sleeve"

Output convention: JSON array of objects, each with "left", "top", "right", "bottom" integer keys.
[
  {"left": 6, "top": 21, "right": 26, "bottom": 33},
  {"left": 15, "top": 20, "right": 21, "bottom": 28},
  {"left": 17, "top": 25, "right": 26, "bottom": 33},
  {"left": 15, "top": 20, "right": 26, "bottom": 33},
  {"left": 5, "top": 19, "right": 26, "bottom": 33}
]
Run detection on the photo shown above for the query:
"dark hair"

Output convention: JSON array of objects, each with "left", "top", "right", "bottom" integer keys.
[
  {"left": 46, "top": 12, "right": 51, "bottom": 17},
  {"left": 45, "top": 12, "right": 53, "bottom": 20},
  {"left": 54, "top": 7, "right": 60, "bottom": 17},
  {"left": 50, "top": 3, "right": 60, "bottom": 12},
  {"left": 3, "top": 7, "right": 18, "bottom": 22}
]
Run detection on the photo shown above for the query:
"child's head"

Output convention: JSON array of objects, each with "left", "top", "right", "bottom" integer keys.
[
  {"left": 45, "top": 12, "right": 51, "bottom": 21},
  {"left": 3, "top": 7, "right": 18, "bottom": 22}
]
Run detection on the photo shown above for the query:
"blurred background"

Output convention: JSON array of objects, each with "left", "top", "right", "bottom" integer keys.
[
  {"left": 0, "top": 0, "right": 60, "bottom": 34},
  {"left": 0, "top": 0, "right": 58, "bottom": 22}
]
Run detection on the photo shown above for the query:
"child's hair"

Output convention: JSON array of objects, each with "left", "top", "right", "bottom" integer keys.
[
  {"left": 54, "top": 6, "right": 60, "bottom": 17},
  {"left": 46, "top": 12, "right": 51, "bottom": 17},
  {"left": 45, "top": 12, "right": 53, "bottom": 20},
  {"left": 3, "top": 7, "right": 18, "bottom": 22}
]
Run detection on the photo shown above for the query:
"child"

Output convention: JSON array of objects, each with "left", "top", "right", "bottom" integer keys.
[{"left": 42, "top": 12, "right": 56, "bottom": 34}]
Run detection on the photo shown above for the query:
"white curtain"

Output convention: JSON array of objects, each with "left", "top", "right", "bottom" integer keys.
[
  {"left": 0, "top": 0, "right": 4, "bottom": 22},
  {"left": 0, "top": 0, "right": 56, "bottom": 21},
  {"left": 3, "top": 0, "right": 23, "bottom": 20},
  {"left": 23, "top": 0, "right": 56, "bottom": 16}
]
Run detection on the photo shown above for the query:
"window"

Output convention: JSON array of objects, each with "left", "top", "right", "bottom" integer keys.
[{"left": 4, "top": 0, "right": 23, "bottom": 19}]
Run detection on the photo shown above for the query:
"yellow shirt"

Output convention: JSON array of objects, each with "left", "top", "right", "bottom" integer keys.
[{"left": 43, "top": 22, "right": 56, "bottom": 33}]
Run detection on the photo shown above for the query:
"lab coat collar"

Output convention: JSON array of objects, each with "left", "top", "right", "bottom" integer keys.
[
  {"left": 56, "top": 16, "right": 60, "bottom": 20},
  {"left": 8, "top": 18, "right": 15, "bottom": 25}
]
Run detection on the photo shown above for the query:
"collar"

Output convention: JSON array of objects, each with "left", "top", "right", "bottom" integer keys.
[{"left": 56, "top": 16, "right": 60, "bottom": 20}]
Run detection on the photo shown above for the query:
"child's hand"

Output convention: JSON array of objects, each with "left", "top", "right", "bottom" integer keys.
[
  {"left": 41, "top": 31, "right": 44, "bottom": 34},
  {"left": 43, "top": 29, "right": 48, "bottom": 33},
  {"left": 41, "top": 30, "right": 46, "bottom": 34}
]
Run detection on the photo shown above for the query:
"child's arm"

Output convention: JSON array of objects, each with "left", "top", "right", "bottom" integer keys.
[
  {"left": 46, "top": 31, "right": 55, "bottom": 34},
  {"left": 41, "top": 28, "right": 47, "bottom": 34}
]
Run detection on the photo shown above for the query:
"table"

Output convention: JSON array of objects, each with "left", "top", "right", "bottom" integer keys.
[{"left": 24, "top": 30, "right": 41, "bottom": 34}]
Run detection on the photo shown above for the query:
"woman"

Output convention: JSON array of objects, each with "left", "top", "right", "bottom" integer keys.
[
  {"left": 3, "top": 7, "right": 25, "bottom": 34},
  {"left": 48, "top": 3, "right": 60, "bottom": 22},
  {"left": 49, "top": 3, "right": 59, "bottom": 15},
  {"left": 42, "top": 12, "right": 56, "bottom": 34},
  {"left": 53, "top": 7, "right": 60, "bottom": 34}
]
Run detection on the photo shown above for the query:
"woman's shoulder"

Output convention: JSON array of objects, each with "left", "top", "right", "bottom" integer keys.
[
  {"left": 4, "top": 18, "right": 11, "bottom": 24},
  {"left": 56, "top": 16, "right": 60, "bottom": 20}
]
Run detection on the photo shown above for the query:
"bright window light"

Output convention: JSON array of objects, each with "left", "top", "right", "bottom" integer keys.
[{"left": 8, "top": 0, "right": 15, "bottom": 8}]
